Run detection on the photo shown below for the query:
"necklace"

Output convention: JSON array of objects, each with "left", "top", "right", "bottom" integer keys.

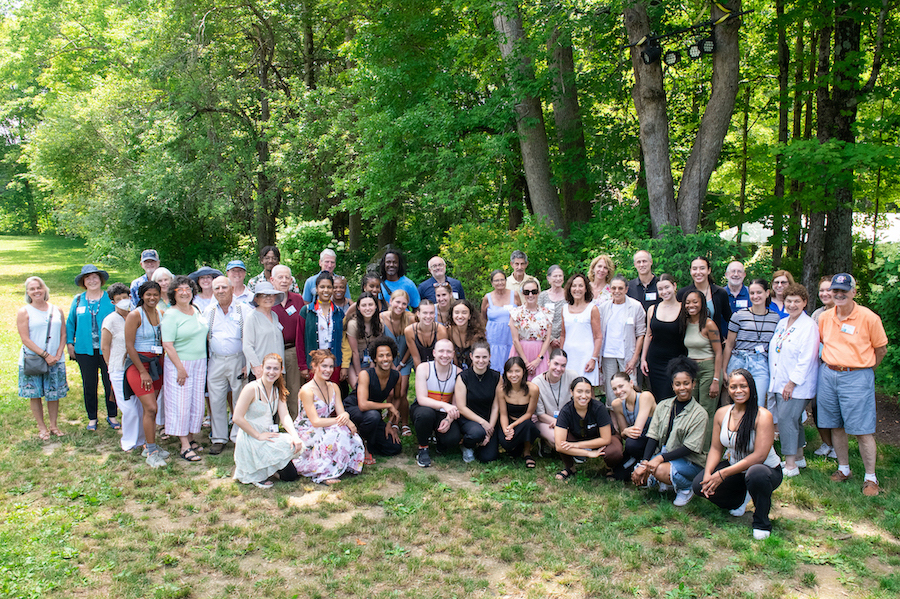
[
  {"left": 434, "top": 363, "right": 453, "bottom": 397},
  {"left": 313, "top": 378, "right": 330, "bottom": 402}
]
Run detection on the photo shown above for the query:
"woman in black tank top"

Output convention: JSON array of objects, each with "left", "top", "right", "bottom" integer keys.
[{"left": 405, "top": 300, "right": 448, "bottom": 368}]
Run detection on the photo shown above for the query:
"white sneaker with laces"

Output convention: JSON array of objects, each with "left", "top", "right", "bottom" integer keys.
[
  {"left": 146, "top": 451, "right": 167, "bottom": 469},
  {"left": 796, "top": 457, "right": 807, "bottom": 468},
  {"left": 753, "top": 529, "right": 771, "bottom": 540},
  {"left": 814, "top": 443, "right": 832, "bottom": 456},
  {"left": 673, "top": 489, "right": 694, "bottom": 507}
]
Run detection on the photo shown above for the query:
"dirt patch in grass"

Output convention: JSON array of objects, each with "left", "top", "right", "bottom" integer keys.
[{"left": 875, "top": 392, "right": 900, "bottom": 447}]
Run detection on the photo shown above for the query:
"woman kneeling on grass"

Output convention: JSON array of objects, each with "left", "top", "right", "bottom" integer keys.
[
  {"left": 293, "top": 349, "right": 365, "bottom": 485},
  {"left": 692, "top": 369, "right": 782, "bottom": 540},
  {"left": 631, "top": 356, "right": 708, "bottom": 507},
  {"left": 497, "top": 356, "right": 540, "bottom": 468},
  {"left": 232, "top": 354, "right": 304, "bottom": 488},
  {"left": 554, "top": 377, "right": 621, "bottom": 481}
]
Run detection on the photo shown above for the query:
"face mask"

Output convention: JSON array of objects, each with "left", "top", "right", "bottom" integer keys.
[{"left": 116, "top": 299, "right": 132, "bottom": 311}]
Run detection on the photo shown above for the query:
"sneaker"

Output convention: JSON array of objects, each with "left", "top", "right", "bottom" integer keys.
[
  {"left": 826, "top": 447, "right": 838, "bottom": 459},
  {"left": 752, "top": 529, "right": 771, "bottom": 540},
  {"left": 730, "top": 492, "right": 751, "bottom": 517},
  {"left": 830, "top": 469, "right": 852, "bottom": 482},
  {"left": 863, "top": 480, "right": 880, "bottom": 497},
  {"left": 673, "top": 489, "right": 694, "bottom": 507},
  {"left": 251, "top": 480, "right": 274, "bottom": 489},
  {"left": 658, "top": 482, "right": 672, "bottom": 493},
  {"left": 462, "top": 447, "right": 475, "bottom": 464},
  {"left": 796, "top": 457, "right": 807, "bottom": 469},
  {"left": 813, "top": 443, "right": 832, "bottom": 456},
  {"left": 416, "top": 447, "right": 432, "bottom": 468},
  {"left": 783, "top": 466, "right": 800, "bottom": 477},
  {"left": 142, "top": 447, "right": 171, "bottom": 459},
  {"left": 146, "top": 451, "right": 167, "bottom": 469},
  {"left": 573, "top": 456, "right": 586, "bottom": 465}
]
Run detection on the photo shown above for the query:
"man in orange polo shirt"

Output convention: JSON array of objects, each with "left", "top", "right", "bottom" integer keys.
[{"left": 817, "top": 274, "right": 888, "bottom": 496}]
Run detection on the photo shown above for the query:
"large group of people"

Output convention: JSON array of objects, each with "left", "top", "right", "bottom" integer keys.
[{"left": 17, "top": 244, "right": 889, "bottom": 539}]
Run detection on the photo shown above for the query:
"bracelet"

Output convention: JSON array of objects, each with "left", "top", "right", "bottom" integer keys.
[
  {"left": 712, "top": 377, "right": 720, "bottom": 382},
  {"left": 719, "top": 471, "right": 725, "bottom": 481}
]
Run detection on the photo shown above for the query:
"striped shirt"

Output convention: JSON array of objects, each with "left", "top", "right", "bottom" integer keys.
[{"left": 727, "top": 309, "right": 781, "bottom": 352}]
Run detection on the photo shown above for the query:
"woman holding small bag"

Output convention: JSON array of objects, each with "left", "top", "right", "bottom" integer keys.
[{"left": 18, "top": 276, "right": 68, "bottom": 440}]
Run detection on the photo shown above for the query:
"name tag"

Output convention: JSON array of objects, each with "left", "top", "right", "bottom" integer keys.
[
  {"left": 755, "top": 345, "right": 766, "bottom": 354},
  {"left": 553, "top": 411, "right": 559, "bottom": 418},
  {"left": 230, "top": 312, "right": 241, "bottom": 321},
  {"left": 736, "top": 300, "right": 748, "bottom": 308},
  {"left": 587, "top": 423, "right": 597, "bottom": 429},
  {"left": 840, "top": 324, "right": 856, "bottom": 335},
  {"left": 276, "top": 322, "right": 284, "bottom": 331},
  {"left": 452, "top": 292, "right": 460, "bottom": 299},
  {"left": 77, "top": 306, "right": 86, "bottom": 315},
  {"left": 626, "top": 317, "right": 635, "bottom": 325},
  {"left": 268, "top": 424, "right": 280, "bottom": 433},
  {"left": 286, "top": 305, "right": 296, "bottom": 316},
  {"left": 151, "top": 345, "right": 163, "bottom": 355},
  {"left": 645, "top": 292, "right": 657, "bottom": 301}
]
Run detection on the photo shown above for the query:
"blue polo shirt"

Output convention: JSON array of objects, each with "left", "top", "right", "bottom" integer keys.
[
  {"left": 727, "top": 285, "right": 750, "bottom": 313},
  {"left": 417, "top": 276, "right": 465, "bottom": 303}
]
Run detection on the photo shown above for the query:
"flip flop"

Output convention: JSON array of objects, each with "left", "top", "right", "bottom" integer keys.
[
  {"left": 180, "top": 448, "right": 201, "bottom": 462},
  {"left": 400, "top": 425, "right": 412, "bottom": 437},
  {"left": 38, "top": 430, "right": 51, "bottom": 441},
  {"left": 106, "top": 417, "right": 121, "bottom": 430},
  {"left": 364, "top": 451, "right": 376, "bottom": 466},
  {"left": 49, "top": 428, "right": 64, "bottom": 437}
]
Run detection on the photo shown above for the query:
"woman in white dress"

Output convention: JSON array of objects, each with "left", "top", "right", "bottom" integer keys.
[
  {"left": 233, "top": 353, "right": 304, "bottom": 488},
  {"left": 559, "top": 273, "right": 602, "bottom": 388}
]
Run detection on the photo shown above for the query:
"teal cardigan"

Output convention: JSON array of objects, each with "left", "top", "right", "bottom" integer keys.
[
  {"left": 297, "top": 303, "right": 346, "bottom": 372},
  {"left": 66, "top": 292, "right": 115, "bottom": 354}
]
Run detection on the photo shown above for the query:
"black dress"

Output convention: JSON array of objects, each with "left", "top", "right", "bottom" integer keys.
[{"left": 645, "top": 310, "right": 687, "bottom": 403}]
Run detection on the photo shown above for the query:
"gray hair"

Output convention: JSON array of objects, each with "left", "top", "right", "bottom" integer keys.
[
  {"left": 24, "top": 276, "right": 49, "bottom": 303},
  {"left": 320, "top": 249, "right": 337, "bottom": 260},
  {"left": 151, "top": 267, "right": 173, "bottom": 283},
  {"left": 510, "top": 250, "right": 528, "bottom": 263}
]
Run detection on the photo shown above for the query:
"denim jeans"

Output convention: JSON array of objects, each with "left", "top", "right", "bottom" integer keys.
[{"left": 727, "top": 350, "right": 770, "bottom": 407}]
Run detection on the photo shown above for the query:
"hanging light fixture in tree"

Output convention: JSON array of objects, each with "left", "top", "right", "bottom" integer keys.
[
  {"left": 700, "top": 33, "right": 716, "bottom": 54},
  {"left": 641, "top": 41, "right": 663, "bottom": 64},
  {"left": 663, "top": 50, "right": 681, "bottom": 65},
  {"left": 687, "top": 39, "right": 704, "bottom": 60}
]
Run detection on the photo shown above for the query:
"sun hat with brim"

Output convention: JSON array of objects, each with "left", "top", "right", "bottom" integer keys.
[
  {"left": 75, "top": 264, "right": 110, "bottom": 288},
  {"left": 188, "top": 266, "right": 224, "bottom": 282},
  {"left": 251, "top": 281, "right": 285, "bottom": 306}
]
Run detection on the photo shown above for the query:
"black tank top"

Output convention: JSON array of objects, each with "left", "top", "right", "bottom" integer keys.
[
  {"left": 344, "top": 367, "right": 399, "bottom": 408},
  {"left": 414, "top": 323, "right": 438, "bottom": 364}
]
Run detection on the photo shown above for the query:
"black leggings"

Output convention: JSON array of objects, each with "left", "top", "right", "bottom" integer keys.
[
  {"left": 498, "top": 418, "right": 539, "bottom": 457},
  {"left": 458, "top": 418, "right": 500, "bottom": 463},
  {"left": 343, "top": 402, "right": 402, "bottom": 456},
  {"left": 277, "top": 461, "right": 300, "bottom": 482},
  {"left": 410, "top": 402, "right": 461, "bottom": 451},
  {"left": 692, "top": 461, "right": 783, "bottom": 531},
  {"left": 75, "top": 350, "right": 114, "bottom": 421}
]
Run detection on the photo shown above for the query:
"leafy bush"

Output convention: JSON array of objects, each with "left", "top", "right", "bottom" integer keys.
[
  {"left": 441, "top": 216, "right": 576, "bottom": 298},
  {"left": 277, "top": 218, "right": 348, "bottom": 283},
  {"left": 870, "top": 250, "right": 900, "bottom": 395}
]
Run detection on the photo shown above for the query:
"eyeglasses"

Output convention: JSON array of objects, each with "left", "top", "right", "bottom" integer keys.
[{"left": 522, "top": 289, "right": 539, "bottom": 296}]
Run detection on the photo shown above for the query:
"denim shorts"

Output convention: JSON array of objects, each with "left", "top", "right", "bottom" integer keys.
[{"left": 816, "top": 364, "right": 876, "bottom": 435}]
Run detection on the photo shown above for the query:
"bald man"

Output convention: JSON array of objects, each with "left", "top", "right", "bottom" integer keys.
[{"left": 418, "top": 256, "right": 465, "bottom": 302}]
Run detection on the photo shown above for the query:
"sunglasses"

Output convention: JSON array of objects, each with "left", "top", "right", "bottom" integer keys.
[{"left": 522, "top": 289, "right": 539, "bottom": 296}]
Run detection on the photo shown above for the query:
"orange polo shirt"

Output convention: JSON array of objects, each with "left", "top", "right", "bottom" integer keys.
[{"left": 819, "top": 303, "right": 887, "bottom": 368}]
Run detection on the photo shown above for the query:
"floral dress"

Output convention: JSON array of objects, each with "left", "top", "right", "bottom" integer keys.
[
  {"left": 293, "top": 385, "right": 365, "bottom": 483},
  {"left": 509, "top": 305, "right": 553, "bottom": 380}
]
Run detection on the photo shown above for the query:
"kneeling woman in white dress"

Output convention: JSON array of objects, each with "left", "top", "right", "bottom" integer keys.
[{"left": 232, "top": 353, "right": 304, "bottom": 488}]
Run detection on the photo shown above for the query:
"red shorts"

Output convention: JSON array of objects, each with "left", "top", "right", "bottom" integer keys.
[{"left": 126, "top": 352, "right": 163, "bottom": 397}]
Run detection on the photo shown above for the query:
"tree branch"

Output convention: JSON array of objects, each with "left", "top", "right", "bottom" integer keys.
[{"left": 860, "top": 0, "right": 890, "bottom": 94}]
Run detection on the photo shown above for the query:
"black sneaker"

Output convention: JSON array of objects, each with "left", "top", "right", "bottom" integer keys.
[{"left": 417, "top": 447, "right": 432, "bottom": 468}]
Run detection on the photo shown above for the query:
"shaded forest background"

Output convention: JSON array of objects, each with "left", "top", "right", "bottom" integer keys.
[{"left": 0, "top": 0, "right": 896, "bottom": 293}]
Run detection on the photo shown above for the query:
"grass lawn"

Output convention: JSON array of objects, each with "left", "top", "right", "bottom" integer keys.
[{"left": 1, "top": 234, "right": 899, "bottom": 599}]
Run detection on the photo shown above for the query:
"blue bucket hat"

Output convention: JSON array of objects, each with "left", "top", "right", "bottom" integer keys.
[{"left": 75, "top": 264, "right": 109, "bottom": 288}]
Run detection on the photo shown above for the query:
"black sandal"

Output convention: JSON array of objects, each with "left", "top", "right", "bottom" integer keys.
[
  {"left": 524, "top": 455, "right": 536, "bottom": 469},
  {"left": 555, "top": 468, "right": 575, "bottom": 481},
  {"left": 189, "top": 440, "right": 203, "bottom": 453},
  {"left": 180, "top": 449, "right": 201, "bottom": 462}
]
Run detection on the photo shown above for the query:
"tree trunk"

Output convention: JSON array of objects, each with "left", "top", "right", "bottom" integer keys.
[
  {"left": 787, "top": 26, "right": 805, "bottom": 260},
  {"left": 492, "top": 1, "right": 563, "bottom": 233},
  {"left": 771, "top": 0, "right": 789, "bottom": 267},
  {"left": 349, "top": 210, "right": 362, "bottom": 251},
  {"left": 737, "top": 84, "right": 750, "bottom": 245},
  {"left": 548, "top": 26, "right": 591, "bottom": 228},
  {"left": 377, "top": 219, "right": 396, "bottom": 249},
  {"left": 674, "top": 1, "right": 742, "bottom": 234},
  {"left": 623, "top": 2, "right": 676, "bottom": 236},
  {"left": 303, "top": 1, "right": 316, "bottom": 90}
]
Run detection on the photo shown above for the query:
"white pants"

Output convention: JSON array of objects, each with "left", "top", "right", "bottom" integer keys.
[
  {"left": 110, "top": 370, "right": 145, "bottom": 451},
  {"left": 207, "top": 352, "right": 245, "bottom": 443}
]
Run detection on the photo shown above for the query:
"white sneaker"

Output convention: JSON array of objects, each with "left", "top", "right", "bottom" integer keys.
[
  {"left": 813, "top": 443, "right": 834, "bottom": 456},
  {"left": 730, "top": 491, "right": 751, "bottom": 517},
  {"left": 826, "top": 447, "right": 838, "bottom": 459},
  {"left": 796, "top": 457, "right": 807, "bottom": 468},
  {"left": 658, "top": 482, "right": 672, "bottom": 493},
  {"left": 753, "top": 529, "right": 771, "bottom": 540},
  {"left": 142, "top": 447, "right": 170, "bottom": 459},
  {"left": 673, "top": 489, "right": 694, "bottom": 507},
  {"left": 462, "top": 447, "right": 475, "bottom": 464},
  {"left": 146, "top": 451, "right": 167, "bottom": 469},
  {"left": 783, "top": 466, "right": 800, "bottom": 477}
]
